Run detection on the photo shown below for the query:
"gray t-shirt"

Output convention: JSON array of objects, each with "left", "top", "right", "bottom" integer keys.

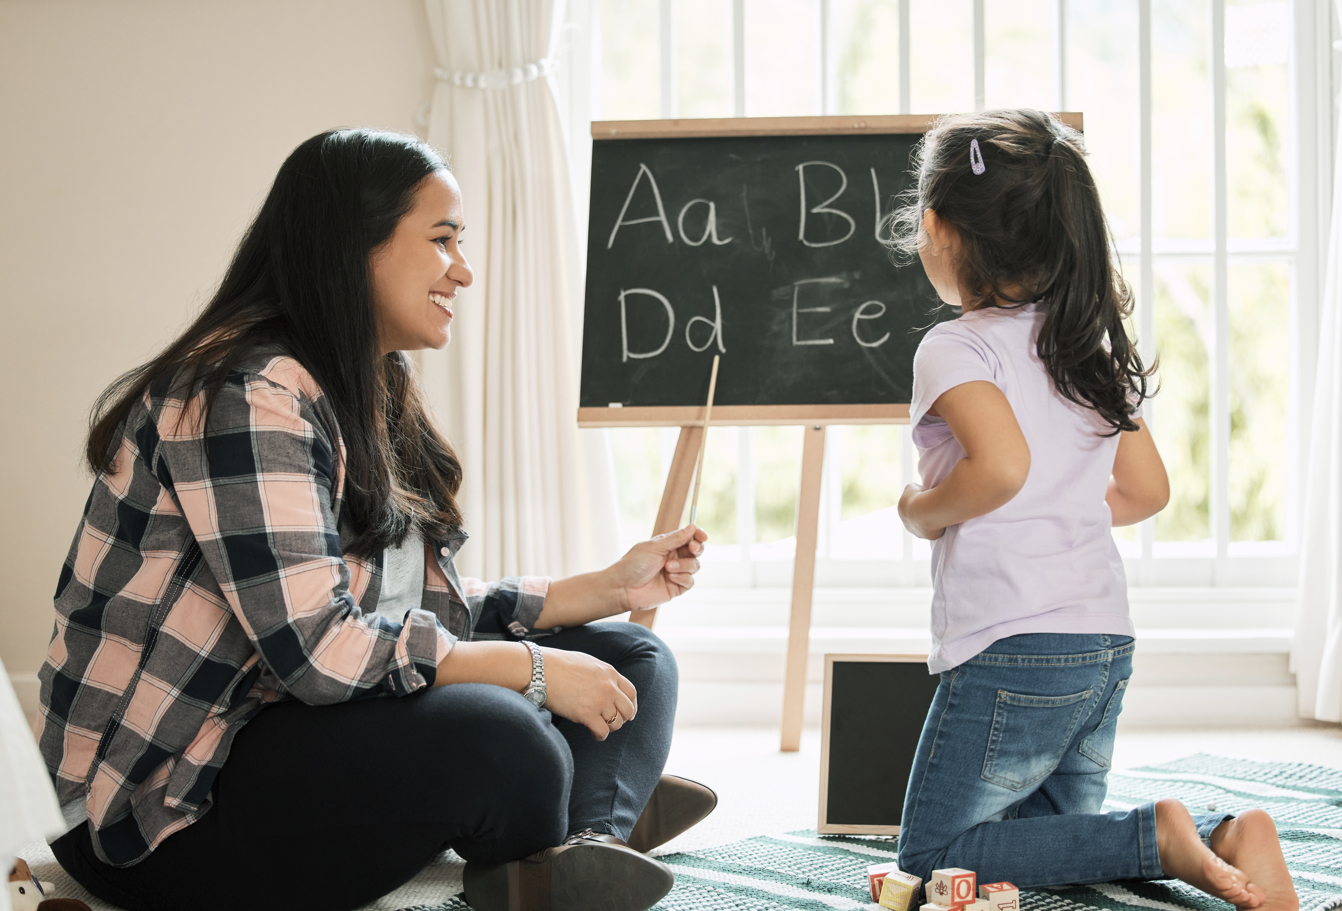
[{"left": 374, "top": 528, "right": 426, "bottom": 619}]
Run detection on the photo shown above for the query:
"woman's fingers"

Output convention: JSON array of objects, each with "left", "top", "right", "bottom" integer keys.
[
  {"left": 614, "top": 683, "right": 637, "bottom": 721},
  {"left": 663, "top": 556, "right": 700, "bottom": 575}
]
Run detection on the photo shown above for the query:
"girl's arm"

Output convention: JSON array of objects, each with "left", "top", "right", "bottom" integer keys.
[
  {"left": 898, "top": 380, "right": 1031, "bottom": 540},
  {"left": 1106, "top": 417, "right": 1169, "bottom": 525}
]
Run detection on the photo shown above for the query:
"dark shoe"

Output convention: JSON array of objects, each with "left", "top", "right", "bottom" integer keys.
[
  {"left": 627, "top": 774, "right": 718, "bottom": 854},
  {"left": 462, "top": 829, "right": 674, "bottom": 911}
]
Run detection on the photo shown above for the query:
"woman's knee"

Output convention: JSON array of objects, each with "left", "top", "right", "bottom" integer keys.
[{"left": 427, "top": 685, "right": 572, "bottom": 859}]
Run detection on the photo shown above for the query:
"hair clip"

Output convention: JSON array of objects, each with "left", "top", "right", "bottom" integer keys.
[{"left": 969, "top": 139, "right": 986, "bottom": 175}]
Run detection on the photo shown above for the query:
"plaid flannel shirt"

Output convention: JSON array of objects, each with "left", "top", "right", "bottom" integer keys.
[{"left": 35, "top": 353, "right": 550, "bottom": 867}]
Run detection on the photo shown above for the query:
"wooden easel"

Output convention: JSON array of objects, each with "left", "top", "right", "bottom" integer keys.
[{"left": 581, "top": 404, "right": 906, "bottom": 752}]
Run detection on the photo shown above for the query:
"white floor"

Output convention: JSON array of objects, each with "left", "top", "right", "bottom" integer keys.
[{"left": 19, "top": 722, "right": 1342, "bottom": 911}]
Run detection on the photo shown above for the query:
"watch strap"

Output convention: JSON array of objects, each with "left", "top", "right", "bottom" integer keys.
[{"left": 521, "top": 641, "right": 546, "bottom": 707}]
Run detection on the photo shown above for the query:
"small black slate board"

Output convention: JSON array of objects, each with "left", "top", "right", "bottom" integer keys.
[{"left": 820, "top": 655, "right": 941, "bottom": 833}]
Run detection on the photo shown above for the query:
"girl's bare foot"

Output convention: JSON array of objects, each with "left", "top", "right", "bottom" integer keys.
[
  {"left": 1155, "top": 799, "right": 1260, "bottom": 908},
  {"left": 1210, "top": 809, "right": 1300, "bottom": 911}
]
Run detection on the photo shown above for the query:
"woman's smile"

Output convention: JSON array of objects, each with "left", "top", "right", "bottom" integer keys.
[{"left": 430, "top": 292, "right": 455, "bottom": 317}]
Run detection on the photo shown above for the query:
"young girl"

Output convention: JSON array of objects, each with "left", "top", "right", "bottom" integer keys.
[{"left": 893, "top": 110, "right": 1297, "bottom": 911}]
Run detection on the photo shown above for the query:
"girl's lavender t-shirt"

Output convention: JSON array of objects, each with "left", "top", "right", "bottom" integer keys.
[{"left": 911, "top": 304, "right": 1136, "bottom": 673}]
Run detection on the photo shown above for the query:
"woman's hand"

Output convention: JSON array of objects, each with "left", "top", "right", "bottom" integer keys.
[
  {"left": 899, "top": 483, "right": 946, "bottom": 540},
  {"left": 541, "top": 647, "right": 638, "bottom": 740},
  {"left": 610, "top": 524, "right": 708, "bottom": 613},
  {"left": 534, "top": 524, "right": 709, "bottom": 628}
]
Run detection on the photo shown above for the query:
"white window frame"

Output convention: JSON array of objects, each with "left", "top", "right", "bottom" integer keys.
[{"left": 557, "top": 0, "right": 1330, "bottom": 593}]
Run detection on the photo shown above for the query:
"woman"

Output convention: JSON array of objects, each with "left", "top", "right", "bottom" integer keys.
[{"left": 36, "top": 129, "right": 712, "bottom": 911}]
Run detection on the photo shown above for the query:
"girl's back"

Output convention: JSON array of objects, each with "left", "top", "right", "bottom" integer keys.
[{"left": 912, "top": 303, "right": 1134, "bottom": 672}]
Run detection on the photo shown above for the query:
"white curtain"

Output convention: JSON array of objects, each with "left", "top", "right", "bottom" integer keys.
[
  {"left": 419, "top": 0, "right": 621, "bottom": 581},
  {"left": 1292, "top": 2, "right": 1342, "bottom": 723}
]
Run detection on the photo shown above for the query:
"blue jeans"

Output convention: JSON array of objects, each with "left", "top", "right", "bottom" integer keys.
[{"left": 897, "top": 634, "right": 1230, "bottom": 888}]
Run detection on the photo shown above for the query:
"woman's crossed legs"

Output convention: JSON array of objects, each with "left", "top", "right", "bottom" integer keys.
[{"left": 52, "top": 622, "right": 677, "bottom": 911}]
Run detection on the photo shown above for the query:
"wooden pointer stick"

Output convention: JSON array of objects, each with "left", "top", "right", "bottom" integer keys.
[{"left": 688, "top": 355, "right": 720, "bottom": 526}]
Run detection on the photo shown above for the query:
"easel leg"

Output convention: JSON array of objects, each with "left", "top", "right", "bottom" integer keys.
[
  {"left": 781, "top": 424, "right": 825, "bottom": 752},
  {"left": 630, "top": 425, "right": 703, "bottom": 629}
]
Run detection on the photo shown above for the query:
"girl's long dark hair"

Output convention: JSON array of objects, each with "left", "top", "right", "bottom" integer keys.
[
  {"left": 890, "top": 109, "right": 1154, "bottom": 434},
  {"left": 87, "top": 128, "right": 463, "bottom": 555}
]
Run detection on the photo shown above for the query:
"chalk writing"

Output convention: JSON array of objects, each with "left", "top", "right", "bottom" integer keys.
[
  {"left": 796, "top": 161, "right": 856, "bottom": 248},
  {"left": 608, "top": 164, "right": 674, "bottom": 249},
  {"left": 619, "top": 287, "right": 674, "bottom": 362},
  {"left": 677, "top": 199, "right": 733, "bottom": 246},
  {"left": 686, "top": 286, "right": 727, "bottom": 353}
]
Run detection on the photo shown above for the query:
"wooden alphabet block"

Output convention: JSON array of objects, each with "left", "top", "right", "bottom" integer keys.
[
  {"left": 878, "top": 871, "right": 923, "bottom": 911},
  {"left": 961, "top": 900, "right": 992, "bottom": 911},
  {"left": 921, "top": 902, "right": 959, "bottom": 911},
  {"left": 979, "top": 882, "right": 1020, "bottom": 911},
  {"left": 928, "top": 868, "right": 977, "bottom": 906},
  {"left": 867, "top": 862, "right": 902, "bottom": 903}
]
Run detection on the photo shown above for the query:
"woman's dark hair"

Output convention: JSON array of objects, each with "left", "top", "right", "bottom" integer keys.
[
  {"left": 889, "top": 109, "right": 1154, "bottom": 434},
  {"left": 87, "top": 128, "right": 463, "bottom": 555}
]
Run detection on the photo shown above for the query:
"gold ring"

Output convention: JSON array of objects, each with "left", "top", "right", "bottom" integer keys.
[{"left": 603, "top": 714, "right": 617, "bottom": 725}]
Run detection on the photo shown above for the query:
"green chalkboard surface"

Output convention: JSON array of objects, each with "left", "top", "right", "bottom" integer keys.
[{"left": 579, "top": 117, "right": 951, "bottom": 418}]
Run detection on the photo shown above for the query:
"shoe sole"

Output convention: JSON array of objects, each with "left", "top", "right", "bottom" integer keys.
[{"left": 464, "top": 842, "right": 674, "bottom": 911}]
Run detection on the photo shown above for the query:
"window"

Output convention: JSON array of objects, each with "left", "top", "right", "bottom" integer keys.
[{"left": 573, "top": 0, "right": 1322, "bottom": 590}]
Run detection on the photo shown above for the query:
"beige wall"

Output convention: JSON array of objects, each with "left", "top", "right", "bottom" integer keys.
[{"left": 0, "top": 0, "right": 436, "bottom": 709}]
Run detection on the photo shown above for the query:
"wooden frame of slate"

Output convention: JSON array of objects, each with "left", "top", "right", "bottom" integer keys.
[
  {"left": 818, "top": 654, "right": 942, "bottom": 835},
  {"left": 579, "top": 113, "right": 1082, "bottom": 752}
]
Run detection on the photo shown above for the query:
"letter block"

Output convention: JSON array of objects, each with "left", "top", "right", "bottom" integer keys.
[
  {"left": 867, "top": 862, "right": 902, "bottom": 903},
  {"left": 928, "top": 868, "right": 977, "bottom": 906},
  {"left": 879, "top": 871, "right": 923, "bottom": 911},
  {"left": 921, "top": 902, "right": 960, "bottom": 911},
  {"left": 979, "top": 882, "right": 1020, "bottom": 911}
]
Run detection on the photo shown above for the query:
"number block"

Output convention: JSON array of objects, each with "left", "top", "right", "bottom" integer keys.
[
  {"left": 979, "top": 882, "right": 1020, "bottom": 911},
  {"left": 867, "top": 862, "right": 902, "bottom": 903},
  {"left": 928, "top": 868, "right": 977, "bottom": 906},
  {"left": 879, "top": 871, "right": 924, "bottom": 911}
]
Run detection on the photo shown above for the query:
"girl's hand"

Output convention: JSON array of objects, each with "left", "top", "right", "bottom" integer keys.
[
  {"left": 899, "top": 483, "right": 946, "bottom": 540},
  {"left": 540, "top": 646, "right": 638, "bottom": 740},
  {"left": 610, "top": 524, "right": 708, "bottom": 612}
]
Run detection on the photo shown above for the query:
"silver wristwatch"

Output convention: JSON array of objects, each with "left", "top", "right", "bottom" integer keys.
[{"left": 521, "top": 641, "right": 547, "bottom": 708}]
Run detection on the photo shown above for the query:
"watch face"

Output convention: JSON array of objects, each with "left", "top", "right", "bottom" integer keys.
[{"left": 525, "top": 686, "right": 546, "bottom": 708}]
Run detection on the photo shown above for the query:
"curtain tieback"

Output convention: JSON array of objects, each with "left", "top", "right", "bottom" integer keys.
[{"left": 435, "top": 58, "right": 557, "bottom": 89}]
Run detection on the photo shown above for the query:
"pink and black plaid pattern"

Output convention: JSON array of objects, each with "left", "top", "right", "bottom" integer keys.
[{"left": 36, "top": 353, "right": 550, "bottom": 867}]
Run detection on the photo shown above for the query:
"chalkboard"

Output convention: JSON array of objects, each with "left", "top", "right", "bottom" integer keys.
[
  {"left": 818, "top": 654, "right": 941, "bottom": 835},
  {"left": 579, "top": 115, "right": 951, "bottom": 425}
]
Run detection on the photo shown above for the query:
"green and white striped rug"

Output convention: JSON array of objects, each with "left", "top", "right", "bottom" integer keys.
[{"left": 420, "top": 754, "right": 1342, "bottom": 911}]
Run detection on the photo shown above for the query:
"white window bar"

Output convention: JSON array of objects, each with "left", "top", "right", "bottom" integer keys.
[
  {"left": 1054, "top": 0, "right": 1068, "bottom": 112},
  {"left": 659, "top": 0, "right": 675, "bottom": 119},
  {"left": 1210, "top": 0, "right": 1230, "bottom": 578},
  {"left": 899, "top": 0, "right": 912, "bottom": 115},
  {"left": 737, "top": 427, "right": 755, "bottom": 563},
  {"left": 820, "top": 0, "right": 833, "bottom": 116},
  {"left": 973, "top": 0, "right": 986, "bottom": 111},
  {"left": 733, "top": 0, "right": 745, "bottom": 118},
  {"left": 1138, "top": 0, "right": 1156, "bottom": 575}
]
